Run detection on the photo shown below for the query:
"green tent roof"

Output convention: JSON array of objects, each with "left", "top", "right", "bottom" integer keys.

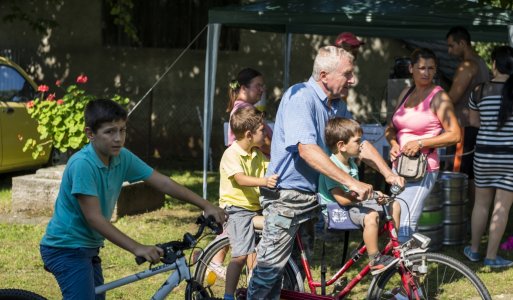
[{"left": 209, "top": 0, "right": 513, "bottom": 42}]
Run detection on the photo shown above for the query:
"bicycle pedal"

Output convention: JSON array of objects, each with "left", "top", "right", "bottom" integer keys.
[{"left": 330, "top": 276, "right": 348, "bottom": 296}]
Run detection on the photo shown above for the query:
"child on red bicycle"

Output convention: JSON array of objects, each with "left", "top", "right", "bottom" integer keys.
[
  {"left": 219, "top": 107, "right": 279, "bottom": 300},
  {"left": 318, "top": 117, "right": 402, "bottom": 275}
]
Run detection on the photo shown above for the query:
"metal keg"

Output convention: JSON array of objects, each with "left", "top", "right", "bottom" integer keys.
[
  {"left": 418, "top": 181, "right": 443, "bottom": 251},
  {"left": 438, "top": 171, "right": 469, "bottom": 245}
]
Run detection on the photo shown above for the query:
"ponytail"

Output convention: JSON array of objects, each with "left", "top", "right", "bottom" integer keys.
[
  {"left": 499, "top": 75, "right": 513, "bottom": 129},
  {"left": 226, "top": 80, "right": 240, "bottom": 112}
]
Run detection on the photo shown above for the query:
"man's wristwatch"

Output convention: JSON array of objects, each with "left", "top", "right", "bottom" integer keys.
[{"left": 417, "top": 139, "right": 424, "bottom": 149}]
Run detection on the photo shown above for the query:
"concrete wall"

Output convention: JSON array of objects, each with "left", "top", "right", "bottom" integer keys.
[{"left": 0, "top": 0, "right": 411, "bottom": 170}]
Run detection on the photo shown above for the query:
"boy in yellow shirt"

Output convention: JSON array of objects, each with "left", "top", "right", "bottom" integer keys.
[{"left": 219, "top": 107, "right": 278, "bottom": 300}]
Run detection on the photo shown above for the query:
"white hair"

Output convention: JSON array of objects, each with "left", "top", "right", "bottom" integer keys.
[{"left": 312, "top": 46, "right": 354, "bottom": 80}]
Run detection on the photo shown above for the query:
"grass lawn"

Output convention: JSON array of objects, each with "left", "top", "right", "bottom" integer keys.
[{"left": 1, "top": 170, "right": 513, "bottom": 299}]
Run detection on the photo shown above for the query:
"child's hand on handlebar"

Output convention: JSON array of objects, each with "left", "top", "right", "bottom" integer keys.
[
  {"left": 374, "top": 191, "right": 389, "bottom": 205},
  {"left": 134, "top": 244, "right": 163, "bottom": 264}
]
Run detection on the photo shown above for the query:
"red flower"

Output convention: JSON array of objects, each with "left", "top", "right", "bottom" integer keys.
[
  {"left": 76, "top": 74, "right": 88, "bottom": 84},
  {"left": 46, "top": 93, "right": 56, "bottom": 101},
  {"left": 55, "top": 80, "right": 62, "bottom": 87},
  {"left": 27, "top": 101, "right": 35, "bottom": 108},
  {"left": 56, "top": 99, "right": 64, "bottom": 105},
  {"left": 37, "top": 85, "right": 49, "bottom": 92}
]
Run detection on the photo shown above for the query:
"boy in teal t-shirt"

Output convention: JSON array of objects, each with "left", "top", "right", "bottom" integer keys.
[
  {"left": 318, "top": 117, "right": 401, "bottom": 275},
  {"left": 40, "top": 99, "right": 226, "bottom": 299}
]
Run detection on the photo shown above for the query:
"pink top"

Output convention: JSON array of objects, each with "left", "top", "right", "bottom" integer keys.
[
  {"left": 227, "top": 100, "right": 273, "bottom": 146},
  {"left": 392, "top": 86, "right": 443, "bottom": 171}
]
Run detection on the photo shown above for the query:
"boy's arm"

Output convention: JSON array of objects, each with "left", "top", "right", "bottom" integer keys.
[
  {"left": 359, "top": 141, "right": 405, "bottom": 188},
  {"left": 331, "top": 187, "right": 357, "bottom": 206},
  {"left": 77, "top": 195, "right": 163, "bottom": 263},
  {"left": 144, "top": 170, "right": 227, "bottom": 223},
  {"left": 233, "top": 173, "right": 279, "bottom": 188}
]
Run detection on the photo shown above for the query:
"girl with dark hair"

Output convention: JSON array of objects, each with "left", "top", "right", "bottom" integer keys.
[
  {"left": 385, "top": 48, "right": 461, "bottom": 243},
  {"left": 464, "top": 45, "right": 513, "bottom": 268},
  {"left": 226, "top": 68, "right": 272, "bottom": 155}
]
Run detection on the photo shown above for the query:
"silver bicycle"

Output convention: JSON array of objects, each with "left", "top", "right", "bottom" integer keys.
[{"left": 0, "top": 215, "right": 225, "bottom": 300}]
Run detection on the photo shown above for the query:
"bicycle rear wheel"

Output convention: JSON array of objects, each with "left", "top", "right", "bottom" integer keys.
[
  {"left": 368, "top": 252, "right": 491, "bottom": 300},
  {"left": 186, "top": 236, "right": 303, "bottom": 300},
  {"left": 0, "top": 289, "right": 47, "bottom": 300}
]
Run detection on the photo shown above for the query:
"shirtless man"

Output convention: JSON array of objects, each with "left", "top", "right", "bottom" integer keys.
[{"left": 446, "top": 26, "right": 490, "bottom": 210}]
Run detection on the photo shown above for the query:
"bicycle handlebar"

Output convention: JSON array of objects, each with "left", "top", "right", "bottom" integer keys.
[
  {"left": 135, "top": 215, "right": 223, "bottom": 265},
  {"left": 349, "top": 184, "right": 404, "bottom": 202}
]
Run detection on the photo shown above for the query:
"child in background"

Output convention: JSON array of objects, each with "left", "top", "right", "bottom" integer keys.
[
  {"left": 226, "top": 68, "right": 273, "bottom": 155},
  {"left": 219, "top": 107, "right": 278, "bottom": 300},
  {"left": 40, "top": 99, "right": 226, "bottom": 299},
  {"left": 203, "top": 69, "right": 273, "bottom": 280},
  {"left": 317, "top": 117, "right": 401, "bottom": 275}
]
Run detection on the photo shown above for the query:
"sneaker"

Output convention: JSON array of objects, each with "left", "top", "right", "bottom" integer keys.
[
  {"left": 370, "top": 254, "right": 399, "bottom": 275},
  {"left": 207, "top": 261, "right": 227, "bottom": 280},
  {"left": 484, "top": 256, "right": 513, "bottom": 268},
  {"left": 463, "top": 246, "right": 481, "bottom": 262}
]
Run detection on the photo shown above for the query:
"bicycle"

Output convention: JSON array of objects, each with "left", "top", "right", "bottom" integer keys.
[
  {"left": 195, "top": 185, "right": 491, "bottom": 299},
  {"left": 190, "top": 221, "right": 305, "bottom": 299},
  {"left": 0, "top": 215, "right": 226, "bottom": 300}
]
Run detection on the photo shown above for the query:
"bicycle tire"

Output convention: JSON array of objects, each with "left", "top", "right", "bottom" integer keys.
[
  {"left": 185, "top": 236, "right": 303, "bottom": 300},
  {"left": 0, "top": 289, "right": 47, "bottom": 300},
  {"left": 368, "top": 252, "right": 491, "bottom": 300}
]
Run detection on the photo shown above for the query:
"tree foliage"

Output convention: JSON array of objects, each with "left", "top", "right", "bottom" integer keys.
[
  {"left": 474, "top": 0, "right": 512, "bottom": 66},
  {"left": 1, "top": 0, "right": 139, "bottom": 42}
]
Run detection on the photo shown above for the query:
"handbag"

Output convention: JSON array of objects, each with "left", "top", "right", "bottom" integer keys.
[
  {"left": 396, "top": 152, "right": 428, "bottom": 182},
  {"left": 326, "top": 202, "right": 359, "bottom": 230},
  {"left": 392, "top": 85, "right": 434, "bottom": 182}
]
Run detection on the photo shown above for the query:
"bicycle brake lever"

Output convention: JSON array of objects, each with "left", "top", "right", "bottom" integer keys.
[{"left": 135, "top": 256, "right": 146, "bottom": 265}]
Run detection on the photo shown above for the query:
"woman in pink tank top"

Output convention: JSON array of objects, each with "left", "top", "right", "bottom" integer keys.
[{"left": 385, "top": 48, "right": 461, "bottom": 242}]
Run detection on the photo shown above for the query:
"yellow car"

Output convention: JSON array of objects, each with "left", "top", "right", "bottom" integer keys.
[{"left": 0, "top": 56, "right": 53, "bottom": 173}]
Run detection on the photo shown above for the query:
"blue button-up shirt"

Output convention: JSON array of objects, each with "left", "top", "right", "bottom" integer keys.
[{"left": 266, "top": 76, "right": 353, "bottom": 193}]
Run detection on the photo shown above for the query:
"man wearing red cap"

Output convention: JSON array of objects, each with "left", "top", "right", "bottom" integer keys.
[{"left": 335, "top": 32, "right": 365, "bottom": 60}]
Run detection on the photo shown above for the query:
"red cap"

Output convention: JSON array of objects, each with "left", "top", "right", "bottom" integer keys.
[{"left": 335, "top": 32, "right": 365, "bottom": 47}]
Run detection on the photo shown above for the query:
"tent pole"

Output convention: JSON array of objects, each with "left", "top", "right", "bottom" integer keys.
[
  {"left": 203, "top": 23, "right": 221, "bottom": 199},
  {"left": 283, "top": 33, "right": 292, "bottom": 91},
  {"left": 509, "top": 25, "right": 513, "bottom": 47}
]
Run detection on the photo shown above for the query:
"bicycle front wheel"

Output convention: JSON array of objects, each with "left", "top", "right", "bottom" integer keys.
[
  {"left": 368, "top": 252, "right": 491, "bottom": 300},
  {"left": 186, "top": 236, "right": 303, "bottom": 300},
  {"left": 0, "top": 289, "right": 47, "bottom": 300}
]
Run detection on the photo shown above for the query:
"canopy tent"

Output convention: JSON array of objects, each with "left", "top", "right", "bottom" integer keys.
[{"left": 202, "top": 0, "right": 513, "bottom": 198}]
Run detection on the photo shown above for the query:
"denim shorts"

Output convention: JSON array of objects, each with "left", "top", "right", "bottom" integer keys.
[
  {"left": 40, "top": 245, "right": 105, "bottom": 300},
  {"left": 225, "top": 206, "right": 261, "bottom": 257}
]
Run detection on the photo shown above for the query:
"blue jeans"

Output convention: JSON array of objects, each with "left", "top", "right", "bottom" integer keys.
[
  {"left": 40, "top": 245, "right": 105, "bottom": 300},
  {"left": 397, "top": 171, "right": 438, "bottom": 243}
]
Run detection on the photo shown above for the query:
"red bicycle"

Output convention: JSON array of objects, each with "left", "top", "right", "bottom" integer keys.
[{"left": 192, "top": 186, "right": 491, "bottom": 299}]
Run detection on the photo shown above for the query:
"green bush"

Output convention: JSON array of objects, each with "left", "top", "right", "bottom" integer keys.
[{"left": 24, "top": 75, "right": 129, "bottom": 159}]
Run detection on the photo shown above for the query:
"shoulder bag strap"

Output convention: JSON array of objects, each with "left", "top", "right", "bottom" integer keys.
[{"left": 392, "top": 85, "right": 415, "bottom": 128}]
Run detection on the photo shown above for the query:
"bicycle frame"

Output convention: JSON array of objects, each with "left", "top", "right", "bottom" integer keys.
[
  {"left": 95, "top": 255, "right": 191, "bottom": 299},
  {"left": 279, "top": 201, "right": 424, "bottom": 300}
]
